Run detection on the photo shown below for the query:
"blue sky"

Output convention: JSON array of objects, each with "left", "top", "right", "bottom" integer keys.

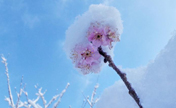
[{"left": 0, "top": 0, "right": 176, "bottom": 107}]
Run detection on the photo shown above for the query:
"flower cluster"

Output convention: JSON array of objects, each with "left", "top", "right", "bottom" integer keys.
[
  {"left": 64, "top": 4, "right": 123, "bottom": 75},
  {"left": 70, "top": 22, "right": 120, "bottom": 75}
]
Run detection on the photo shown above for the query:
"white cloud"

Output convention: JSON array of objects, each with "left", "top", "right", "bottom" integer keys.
[
  {"left": 22, "top": 14, "right": 40, "bottom": 28},
  {"left": 96, "top": 32, "right": 176, "bottom": 108}
]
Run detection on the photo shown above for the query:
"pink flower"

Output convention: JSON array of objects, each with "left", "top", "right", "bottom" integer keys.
[
  {"left": 70, "top": 44, "right": 101, "bottom": 74},
  {"left": 87, "top": 22, "right": 120, "bottom": 49},
  {"left": 70, "top": 22, "right": 120, "bottom": 75},
  {"left": 107, "top": 27, "right": 120, "bottom": 42}
]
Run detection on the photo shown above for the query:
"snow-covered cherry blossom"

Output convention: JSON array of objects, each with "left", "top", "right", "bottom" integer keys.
[
  {"left": 64, "top": 4, "right": 123, "bottom": 74},
  {"left": 87, "top": 22, "right": 120, "bottom": 49},
  {"left": 70, "top": 43, "right": 101, "bottom": 75}
]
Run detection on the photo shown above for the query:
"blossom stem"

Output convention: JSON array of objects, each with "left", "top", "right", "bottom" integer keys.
[{"left": 98, "top": 47, "right": 143, "bottom": 108}]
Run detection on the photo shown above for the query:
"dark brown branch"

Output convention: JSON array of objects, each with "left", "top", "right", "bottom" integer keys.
[{"left": 98, "top": 47, "right": 143, "bottom": 108}]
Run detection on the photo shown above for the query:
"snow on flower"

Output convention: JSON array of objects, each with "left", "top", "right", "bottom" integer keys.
[
  {"left": 64, "top": 4, "right": 123, "bottom": 74},
  {"left": 70, "top": 43, "right": 101, "bottom": 75},
  {"left": 87, "top": 21, "right": 120, "bottom": 49}
]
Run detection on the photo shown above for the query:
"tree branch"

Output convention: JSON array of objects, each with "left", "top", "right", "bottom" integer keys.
[
  {"left": 82, "top": 83, "right": 99, "bottom": 108},
  {"left": 36, "top": 87, "right": 47, "bottom": 108},
  {"left": 98, "top": 47, "right": 143, "bottom": 108},
  {"left": 1, "top": 56, "right": 15, "bottom": 108},
  {"left": 53, "top": 83, "right": 70, "bottom": 108},
  {"left": 16, "top": 76, "right": 24, "bottom": 108}
]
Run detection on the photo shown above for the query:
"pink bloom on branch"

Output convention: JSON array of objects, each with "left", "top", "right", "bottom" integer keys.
[
  {"left": 70, "top": 44, "right": 101, "bottom": 75},
  {"left": 64, "top": 4, "right": 123, "bottom": 74},
  {"left": 107, "top": 27, "right": 120, "bottom": 42},
  {"left": 87, "top": 22, "right": 120, "bottom": 49}
]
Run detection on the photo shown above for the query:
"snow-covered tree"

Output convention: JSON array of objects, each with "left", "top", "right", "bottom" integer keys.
[{"left": 1, "top": 55, "right": 69, "bottom": 108}]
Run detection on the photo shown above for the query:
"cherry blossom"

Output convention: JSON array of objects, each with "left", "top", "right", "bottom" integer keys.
[
  {"left": 70, "top": 22, "right": 121, "bottom": 74},
  {"left": 70, "top": 44, "right": 101, "bottom": 74},
  {"left": 87, "top": 22, "right": 120, "bottom": 49},
  {"left": 64, "top": 4, "right": 123, "bottom": 74}
]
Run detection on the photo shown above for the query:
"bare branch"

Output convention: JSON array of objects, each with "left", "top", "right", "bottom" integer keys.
[
  {"left": 81, "top": 99, "right": 87, "bottom": 108},
  {"left": 23, "top": 88, "right": 41, "bottom": 108},
  {"left": 16, "top": 76, "right": 24, "bottom": 108},
  {"left": 36, "top": 87, "right": 47, "bottom": 108},
  {"left": 82, "top": 83, "right": 99, "bottom": 108},
  {"left": 1, "top": 55, "right": 15, "bottom": 108},
  {"left": 98, "top": 46, "right": 143, "bottom": 108},
  {"left": 18, "top": 100, "right": 28, "bottom": 108},
  {"left": 5, "top": 96, "right": 11, "bottom": 105},
  {"left": 46, "top": 94, "right": 60, "bottom": 108},
  {"left": 82, "top": 92, "right": 91, "bottom": 107},
  {"left": 23, "top": 88, "right": 30, "bottom": 107},
  {"left": 90, "top": 83, "right": 99, "bottom": 106},
  {"left": 2, "top": 56, "right": 70, "bottom": 108},
  {"left": 54, "top": 83, "right": 70, "bottom": 108}
]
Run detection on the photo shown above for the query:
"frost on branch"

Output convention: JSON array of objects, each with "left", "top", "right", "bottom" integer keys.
[
  {"left": 1, "top": 55, "right": 69, "bottom": 108},
  {"left": 2, "top": 55, "right": 15, "bottom": 108},
  {"left": 64, "top": 4, "right": 123, "bottom": 74},
  {"left": 69, "top": 83, "right": 99, "bottom": 108},
  {"left": 53, "top": 83, "right": 70, "bottom": 108},
  {"left": 81, "top": 83, "right": 99, "bottom": 108}
]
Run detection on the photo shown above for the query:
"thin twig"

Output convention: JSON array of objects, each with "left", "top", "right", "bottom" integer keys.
[
  {"left": 23, "top": 88, "right": 41, "bottom": 108},
  {"left": 82, "top": 93, "right": 91, "bottom": 107},
  {"left": 90, "top": 83, "right": 99, "bottom": 108},
  {"left": 98, "top": 47, "right": 143, "bottom": 108},
  {"left": 81, "top": 99, "right": 87, "bottom": 108},
  {"left": 16, "top": 76, "right": 24, "bottom": 108},
  {"left": 46, "top": 94, "right": 60, "bottom": 108},
  {"left": 53, "top": 83, "right": 70, "bottom": 108},
  {"left": 36, "top": 88, "right": 47, "bottom": 108},
  {"left": 82, "top": 83, "right": 99, "bottom": 108},
  {"left": 1, "top": 56, "right": 15, "bottom": 108}
]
